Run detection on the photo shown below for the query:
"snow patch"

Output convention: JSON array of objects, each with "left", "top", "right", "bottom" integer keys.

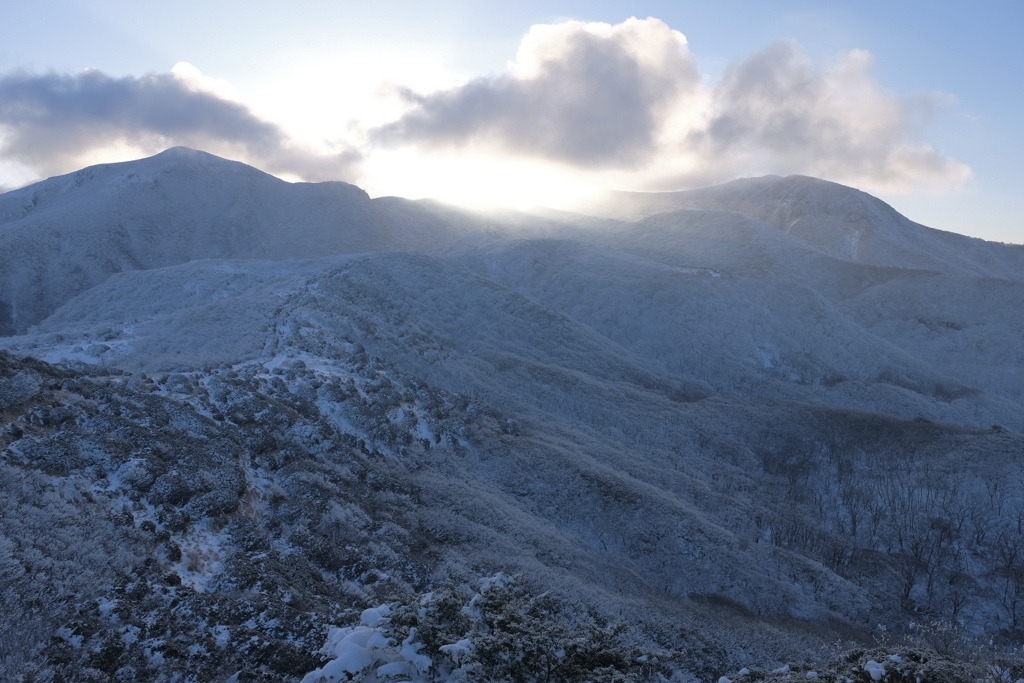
[{"left": 864, "top": 659, "right": 885, "bottom": 681}]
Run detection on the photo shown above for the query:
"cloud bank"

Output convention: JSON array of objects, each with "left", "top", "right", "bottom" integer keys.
[
  {"left": 0, "top": 67, "right": 358, "bottom": 183},
  {"left": 0, "top": 17, "right": 969, "bottom": 195},
  {"left": 681, "top": 43, "right": 970, "bottom": 191},
  {"left": 374, "top": 18, "right": 969, "bottom": 192},
  {"left": 374, "top": 18, "right": 701, "bottom": 168}
]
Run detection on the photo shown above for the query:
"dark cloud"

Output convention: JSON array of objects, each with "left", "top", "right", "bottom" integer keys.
[
  {"left": 0, "top": 69, "right": 359, "bottom": 181},
  {"left": 373, "top": 18, "right": 700, "bottom": 168}
]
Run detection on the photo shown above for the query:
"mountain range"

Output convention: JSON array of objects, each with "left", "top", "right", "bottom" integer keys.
[{"left": 1, "top": 148, "right": 1022, "bottom": 681}]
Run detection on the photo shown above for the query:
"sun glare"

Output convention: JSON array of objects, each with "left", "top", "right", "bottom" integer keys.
[
  {"left": 0, "top": 130, "right": 36, "bottom": 189},
  {"left": 245, "top": 54, "right": 464, "bottom": 152},
  {"left": 362, "top": 151, "right": 599, "bottom": 210}
]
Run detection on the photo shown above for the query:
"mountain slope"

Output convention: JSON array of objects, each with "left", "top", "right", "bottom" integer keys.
[
  {"left": 454, "top": 238, "right": 1022, "bottom": 429},
  {"left": 3, "top": 149, "right": 1024, "bottom": 680},
  {"left": 0, "top": 148, "right": 467, "bottom": 334},
  {"left": 585, "top": 175, "right": 1024, "bottom": 280}
]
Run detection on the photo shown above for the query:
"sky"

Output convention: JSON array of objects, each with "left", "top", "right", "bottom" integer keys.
[{"left": 1, "top": 0, "right": 1022, "bottom": 243}]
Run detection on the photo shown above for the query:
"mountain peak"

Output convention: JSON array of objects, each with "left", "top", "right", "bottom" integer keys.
[
  {"left": 154, "top": 145, "right": 204, "bottom": 158},
  {"left": 137, "top": 146, "right": 267, "bottom": 175},
  {"left": 147, "top": 146, "right": 246, "bottom": 167},
  {"left": 0, "top": 149, "right": 407, "bottom": 333}
]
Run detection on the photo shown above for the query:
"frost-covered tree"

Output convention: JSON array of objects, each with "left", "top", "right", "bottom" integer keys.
[{"left": 302, "top": 575, "right": 669, "bottom": 682}]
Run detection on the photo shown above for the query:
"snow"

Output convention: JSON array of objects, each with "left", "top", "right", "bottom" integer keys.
[
  {"left": 361, "top": 606, "right": 392, "bottom": 628},
  {"left": 172, "top": 518, "right": 229, "bottom": 592},
  {"left": 864, "top": 660, "right": 886, "bottom": 681},
  {"left": 306, "top": 626, "right": 393, "bottom": 679},
  {"left": 97, "top": 596, "right": 117, "bottom": 616},
  {"left": 211, "top": 625, "right": 231, "bottom": 649},
  {"left": 439, "top": 639, "right": 474, "bottom": 662},
  {"left": 56, "top": 626, "right": 83, "bottom": 648},
  {"left": 0, "top": 147, "right": 465, "bottom": 335},
  {"left": 6, "top": 148, "right": 1024, "bottom": 680}
]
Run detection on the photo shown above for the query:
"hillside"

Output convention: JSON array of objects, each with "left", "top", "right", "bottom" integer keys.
[
  {"left": 1, "top": 149, "right": 1022, "bottom": 681},
  {"left": 584, "top": 176, "right": 1024, "bottom": 279},
  {"left": 0, "top": 147, "right": 469, "bottom": 334}
]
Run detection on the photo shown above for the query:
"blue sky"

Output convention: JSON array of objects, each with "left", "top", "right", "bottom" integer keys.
[{"left": 1, "top": 1, "right": 1021, "bottom": 242}]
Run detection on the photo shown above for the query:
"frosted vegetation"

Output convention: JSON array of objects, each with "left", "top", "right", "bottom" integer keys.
[{"left": 2, "top": 148, "right": 1023, "bottom": 681}]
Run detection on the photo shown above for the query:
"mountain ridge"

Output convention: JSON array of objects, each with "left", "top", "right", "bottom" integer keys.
[
  {"left": 0, "top": 148, "right": 428, "bottom": 334},
  {"left": 3, "top": 148, "right": 1024, "bottom": 680},
  {"left": 4, "top": 148, "right": 1021, "bottom": 335},
  {"left": 582, "top": 174, "right": 1024, "bottom": 279}
]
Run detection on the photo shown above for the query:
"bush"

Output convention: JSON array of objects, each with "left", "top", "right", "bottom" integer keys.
[{"left": 302, "top": 574, "right": 671, "bottom": 682}]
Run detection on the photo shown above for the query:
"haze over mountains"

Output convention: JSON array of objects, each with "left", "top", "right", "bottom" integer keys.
[{"left": 2, "top": 148, "right": 1022, "bottom": 681}]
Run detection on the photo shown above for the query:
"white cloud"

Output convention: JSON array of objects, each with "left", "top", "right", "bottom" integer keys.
[
  {"left": 0, "top": 18, "right": 971, "bottom": 197},
  {"left": 373, "top": 18, "right": 702, "bottom": 168},
  {"left": 676, "top": 43, "right": 971, "bottom": 191},
  {"left": 0, "top": 67, "right": 360, "bottom": 184},
  {"left": 171, "top": 61, "right": 239, "bottom": 101},
  {"left": 373, "top": 19, "right": 970, "bottom": 194}
]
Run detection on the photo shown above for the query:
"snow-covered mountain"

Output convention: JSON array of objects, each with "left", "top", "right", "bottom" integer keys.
[
  {"left": 2, "top": 149, "right": 1022, "bottom": 681},
  {"left": 0, "top": 147, "right": 471, "bottom": 334},
  {"left": 586, "top": 175, "right": 1024, "bottom": 279}
]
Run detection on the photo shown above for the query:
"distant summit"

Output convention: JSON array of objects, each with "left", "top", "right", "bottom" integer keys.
[
  {"left": 3, "top": 149, "right": 1022, "bottom": 335},
  {"left": 0, "top": 149, "right": 446, "bottom": 333},
  {"left": 154, "top": 145, "right": 212, "bottom": 157},
  {"left": 582, "top": 175, "right": 1024, "bottom": 278}
]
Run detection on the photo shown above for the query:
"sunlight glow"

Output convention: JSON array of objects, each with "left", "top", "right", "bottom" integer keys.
[
  {"left": 0, "top": 129, "right": 35, "bottom": 189},
  {"left": 0, "top": 160, "right": 35, "bottom": 191},
  {"left": 244, "top": 54, "right": 465, "bottom": 151},
  {"left": 361, "top": 150, "right": 600, "bottom": 210},
  {"left": 75, "top": 140, "right": 152, "bottom": 168}
]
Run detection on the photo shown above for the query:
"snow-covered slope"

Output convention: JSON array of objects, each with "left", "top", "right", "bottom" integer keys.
[
  {"left": 0, "top": 147, "right": 465, "bottom": 334},
  {"left": 842, "top": 273, "right": 1024, "bottom": 404},
  {"left": 454, "top": 238, "right": 1022, "bottom": 429},
  {"left": 585, "top": 175, "right": 1024, "bottom": 280},
  {"left": 8, "top": 243, "right": 1019, "bottom": 430},
  {"left": 3, "top": 149, "right": 1024, "bottom": 680}
]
